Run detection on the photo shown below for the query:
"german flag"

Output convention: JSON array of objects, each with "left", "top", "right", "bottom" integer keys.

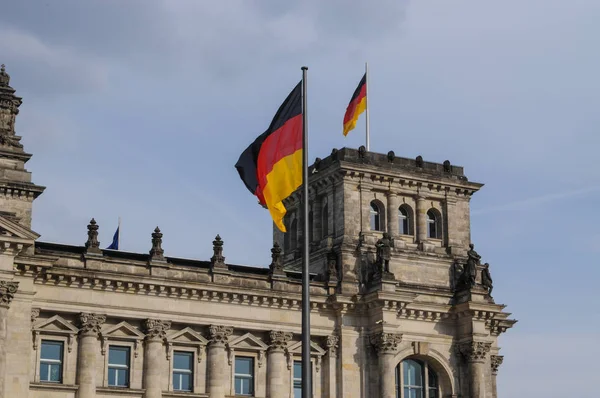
[
  {"left": 235, "top": 81, "right": 303, "bottom": 232},
  {"left": 343, "top": 73, "right": 366, "bottom": 136}
]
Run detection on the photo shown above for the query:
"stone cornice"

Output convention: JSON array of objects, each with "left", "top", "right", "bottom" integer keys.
[{"left": 0, "top": 280, "right": 18, "bottom": 307}]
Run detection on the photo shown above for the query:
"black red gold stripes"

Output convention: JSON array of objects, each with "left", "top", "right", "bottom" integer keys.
[{"left": 343, "top": 73, "right": 366, "bottom": 136}]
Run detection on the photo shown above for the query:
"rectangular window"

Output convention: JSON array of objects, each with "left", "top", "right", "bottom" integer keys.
[
  {"left": 293, "top": 360, "right": 312, "bottom": 398},
  {"left": 108, "top": 346, "right": 130, "bottom": 387},
  {"left": 234, "top": 356, "right": 254, "bottom": 396},
  {"left": 40, "top": 340, "right": 63, "bottom": 383},
  {"left": 173, "top": 351, "right": 193, "bottom": 392}
]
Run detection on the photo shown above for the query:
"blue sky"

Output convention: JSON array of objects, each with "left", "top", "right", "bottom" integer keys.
[{"left": 2, "top": 1, "right": 599, "bottom": 396}]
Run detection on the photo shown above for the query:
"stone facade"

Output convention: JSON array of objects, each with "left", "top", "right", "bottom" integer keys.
[{"left": 0, "top": 65, "right": 516, "bottom": 398}]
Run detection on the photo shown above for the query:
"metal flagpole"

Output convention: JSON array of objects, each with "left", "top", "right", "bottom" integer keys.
[
  {"left": 365, "top": 62, "right": 370, "bottom": 151},
  {"left": 300, "top": 66, "right": 311, "bottom": 398}
]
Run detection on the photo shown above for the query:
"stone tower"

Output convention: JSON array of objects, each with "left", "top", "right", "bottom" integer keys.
[
  {"left": 0, "top": 64, "right": 45, "bottom": 229},
  {"left": 274, "top": 147, "right": 516, "bottom": 397}
]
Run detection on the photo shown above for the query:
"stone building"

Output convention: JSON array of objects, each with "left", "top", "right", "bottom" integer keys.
[{"left": 0, "top": 64, "right": 516, "bottom": 398}]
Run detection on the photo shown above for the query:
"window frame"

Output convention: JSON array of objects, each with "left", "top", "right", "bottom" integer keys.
[
  {"left": 101, "top": 337, "right": 139, "bottom": 389},
  {"left": 172, "top": 350, "right": 194, "bottom": 392},
  {"left": 370, "top": 200, "right": 385, "bottom": 232},
  {"left": 39, "top": 340, "right": 64, "bottom": 384},
  {"left": 234, "top": 355, "right": 255, "bottom": 396},
  {"left": 398, "top": 205, "right": 414, "bottom": 236},
  {"left": 426, "top": 209, "right": 442, "bottom": 240},
  {"left": 107, "top": 345, "right": 131, "bottom": 388},
  {"left": 290, "top": 358, "right": 316, "bottom": 398},
  {"left": 32, "top": 315, "right": 78, "bottom": 385},
  {"left": 396, "top": 358, "right": 440, "bottom": 398}
]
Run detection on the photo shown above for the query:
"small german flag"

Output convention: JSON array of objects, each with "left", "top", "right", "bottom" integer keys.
[
  {"left": 343, "top": 74, "right": 367, "bottom": 136},
  {"left": 235, "top": 82, "right": 303, "bottom": 232}
]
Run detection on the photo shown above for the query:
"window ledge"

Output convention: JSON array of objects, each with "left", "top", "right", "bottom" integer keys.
[
  {"left": 30, "top": 383, "right": 78, "bottom": 392},
  {"left": 97, "top": 387, "right": 146, "bottom": 395},
  {"left": 163, "top": 392, "right": 208, "bottom": 398}
]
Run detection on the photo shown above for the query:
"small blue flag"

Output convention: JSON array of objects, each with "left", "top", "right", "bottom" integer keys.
[{"left": 106, "top": 227, "right": 119, "bottom": 250}]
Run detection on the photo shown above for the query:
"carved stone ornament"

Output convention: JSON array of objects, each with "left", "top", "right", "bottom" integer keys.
[
  {"left": 0, "top": 280, "right": 18, "bottom": 307},
  {"left": 370, "top": 332, "right": 402, "bottom": 354},
  {"left": 457, "top": 341, "right": 491, "bottom": 362},
  {"left": 415, "top": 155, "right": 424, "bottom": 168},
  {"left": 326, "top": 248, "right": 338, "bottom": 281},
  {"left": 358, "top": 145, "right": 367, "bottom": 159},
  {"left": 78, "top": 313, "right": 106, "bottom": 336},
  {"left": 268, "top": 330, "right": 292, "bottom": 352},
  {"left": 387, "top": 150, "right": 395, "bottom": 163},
  {"left": 210, "top": 235, "right": 226, "bottom": 268},
  {"left": 208, "top": 325, "right": 233, "bottom": 346},
  {"left": 490, "top": 355, "right": 504, "bottom": 375},
  {"left": 144, "top": 319, "right": 171, "bottom": 341},
  {"left": 31, "top": 308, "right": 40, "bottom": 323},
  {"left": 326, "top": 333, "right": 339, "bottom": 357},
  {"left": 269, "top": 241, "right": 284, "bottom": 275},
  {"left": 84, "top": 218, "right": 101, "bottom": 254},
  {"left": 149, "top": 227, "right": 165, "bottom": 261}
]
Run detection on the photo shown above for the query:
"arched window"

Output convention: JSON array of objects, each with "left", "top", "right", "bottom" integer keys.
[
  {"left": 322, "top": 203, "right": 329, "bottom": 237},
  {"left": 398, "top": 205, "right": 414, "bottom": 235},
  {"left": 396, "top": 359, "right": 439, "bottom": 398},
  {"left": 427, "top": 210, "right": 441, "bottom": 239},
  {"left": 370, "top": 201, "right": 383, "bottom": 231},
  {"left": 290, "top": 218, "right": 298, "bottom": 250}
]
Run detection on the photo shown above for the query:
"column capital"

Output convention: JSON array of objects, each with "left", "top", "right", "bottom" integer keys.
[
  {"left": 490, "top": 355, "right": 504, "bottom": 375},
  {"left": 457, "top": 341, "right": 491, "bottom": 363},
  {"left": 326, "top": 333, "right": 339, "bottom": 358},
  {"left": 144, "top": 319, "right": 171, "bottom": 341},
  {"left": 370, "top": 332, "right": 402, "bottom": 355},
  {"left": 209, "top": 324, "right": 233, "bottom": 347},
  {"left": 78, "top": 312, "right": 106, "bottom": 337},
  {"left": 268, "top": 330, "right": 292, "bottom": 352},
  {"left": 0, "top": 280, "right": 18, "bottom": 308}
]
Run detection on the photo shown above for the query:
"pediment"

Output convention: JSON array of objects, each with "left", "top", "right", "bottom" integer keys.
[
  {"left": 0, "top": 214, "right": 40, "bottom": 241},
  {"left": 229, "top": 333, "right": 269, "bottom": 351},
  {"left": 102, "top": 321, "right": 144, "bottom": 339},
  {"left": 33, "top": 315, "right": 78, "bottom": 334},
  {"left": 288, "top": 340, "right": 325, "bottom": 356},
  {"left": 168, "top": 327, "right": 208, "bottom": 345}
]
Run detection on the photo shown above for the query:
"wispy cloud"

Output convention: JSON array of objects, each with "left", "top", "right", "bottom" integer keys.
[{"left": 472, "top": 186, "right": 600, "bottom": 215}]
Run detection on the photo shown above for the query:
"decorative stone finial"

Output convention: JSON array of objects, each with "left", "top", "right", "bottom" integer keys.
[
  {"left": 78, "top": 313, "right": 106, "bottom": 337},
  {"left": 387, "top": 150, "right": 395, "bottom": 163},
  {"left": 269, "top": 241, "right": 284, "bottom": 276},
  {"left": 144, "top": 319, "right": 171, "bottom": 341},
  {"left": 211, "top": 234, "right": 226, "bottom": 269},
  {"left": 358, "top": 145, "right": 367, "bottom": 158},
  {"left": 443, "top": 160, "right": 451, "bottom": 172},
  {"left": 268, "top": 330, "right": 292, "bottom": 352},
  {"left": 84, "top": 218, "right": 101, "bottom": 254},
  {"left": 0, "top": 64, "right": 9, "bottom": 86},
  {"left": 0, "top": 280, "right": 18, "bottom": 308},
  {"left": 370, "top": 332, "right": 402, "bottom": 354},
  {"left": 415, "top": 155, "right": 424, "bottom": 168},
  {"left": 149, "top": 227, "right": 165, "bottom": 261},
  {"left": 313, "top": 157, "right": 322, "bottom": 173}
]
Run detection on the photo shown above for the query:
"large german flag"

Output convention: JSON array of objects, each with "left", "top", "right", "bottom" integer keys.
[
  {"left": 343, "top": 73, "right": 366, "bottom": 136},
  {"left": 235, "top": 81, "right": 303, "bottom": 232}
]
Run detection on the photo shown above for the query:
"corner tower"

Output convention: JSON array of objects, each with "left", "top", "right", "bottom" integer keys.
[{"left": 0, "top": 65, "right": 45, "bottom": 228}]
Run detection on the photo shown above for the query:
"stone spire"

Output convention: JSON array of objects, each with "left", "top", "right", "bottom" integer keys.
[
  {"left": 269, "top": 241, "right": 284, "bottom": 276},
  {"left": 149, "top": 227, "right": 165, "bottom": 261},
  {"left": 0, "top": 64, "right": 45, "bottom": 228},
  {"left": 84, "top": 218, "right": 101, "bottom": 254},
  {"left": 210, "top": 234, "right": 226, "bottom": 269}
]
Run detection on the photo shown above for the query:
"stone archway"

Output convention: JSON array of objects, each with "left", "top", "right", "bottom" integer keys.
[{"left": 394, "top": 347, "right": 456, "bottom": 398}]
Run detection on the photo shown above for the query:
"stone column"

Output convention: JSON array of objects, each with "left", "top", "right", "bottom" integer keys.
[
  {"left": 143, "top": 319, "right": 171, "bottom": 398},
  {"left": 207, "top": 325, "right": 233, "bottom": 398},
  {"left": 415, "top": 194, "right": 427, "bottom": 244},
  {"left": 76, "top": 313, "right": 106, "bottom": 398},
  {"left": 490, "top": 355, "right": 504, "bottom": 398},
  {"left": 371, "top": 332, "right": 402, "bottom": 398},
  {"left": 386, "top": 193, "right": 399, "bottom": 236},
  {"left": 458, "top": 341, "right": 491, "bottom": 398},
  {"left": 267, "top": 331, "right": 292, "bottom": 398},
  {"left": 324, "top": 333, "right": 339, "bottom": 398},
  {"left": 0, "top": 281, "right": 17, "bottom": 398}
]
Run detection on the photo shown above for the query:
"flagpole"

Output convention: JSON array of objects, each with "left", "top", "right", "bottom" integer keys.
[
  {"left": 365, "top": 62, "right": 370, "bottom": 151},
  {"left": 300, "top": 66, "right": 311, "bottom": 398}
]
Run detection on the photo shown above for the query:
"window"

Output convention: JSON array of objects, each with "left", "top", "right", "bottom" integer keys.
[
  {"left": 234, "top": 356, "right": 254, "bottom": 396},
  {"left": 426, "top": 210, "right": 441, "bottom": 239},
  {"left": 309, "top": 210, "right": 314, "bottom": 243},
  {"left": 396, "top": 359, "right": 439, "bottom": 398},
  {"left": 322, "top": 203, "right": 329, "bottom": 237},
  {"left": 370, "top": 201, "right": 383, "bottom": 231},
  {"left": 173, "top": 351, "right": 193, "bottom": 392},
  {"left": 290, "top": 218, "right": 298, "bottom": 250},
  {"left": 40, "top": 340, "right": 63, "bottom": 383},
  {"left": 399, "top": 207, "right": 409, "bottom": 235},
  {"left": 293, "top": 360, "right": 312, "bottom": 398},
  {"left": 108, "top": 346, "right": 130, "bottom": 387}
]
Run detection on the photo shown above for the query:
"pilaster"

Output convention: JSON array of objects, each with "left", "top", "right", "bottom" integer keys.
[{"left": 0, "top": 280, "right": 17, "bottom": 398}]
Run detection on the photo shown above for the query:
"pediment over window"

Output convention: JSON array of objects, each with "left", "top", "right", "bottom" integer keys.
[
  {"left": 102, "top": 321, "right": 145, "bottom": 340},
  {"left": 228, "top": 333, "right": 269, "bottom": 351},
  {"left": 0, "top": 214, "right": 40, "bottom": 240},
  {"left": 287, "top": 340, "right": 326, "bottom": 357},
  {"left": 33, "top": 315, "right": 78, "bottom": 334},
  {"left": 168, "top": 327, "right": 208, "bottom": 345}
]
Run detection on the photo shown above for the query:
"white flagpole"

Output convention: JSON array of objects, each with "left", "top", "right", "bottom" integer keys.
[{"left": 365, "top": 62, "right": 370, "bottom": 151}]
